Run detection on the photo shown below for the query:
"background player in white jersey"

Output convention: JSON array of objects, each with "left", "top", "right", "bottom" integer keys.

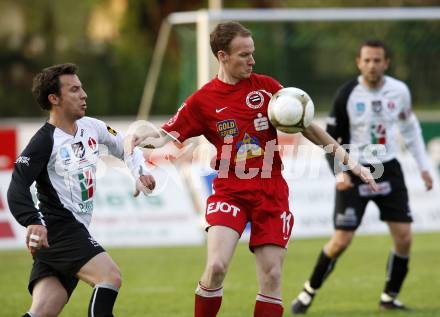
[
  {"left": 128, "top": 22, "right": 377, "bottom": 317},
  {"left": 291, "top": 40, "right": 433, "bottom": 314},
  {"left": 7, "top": 63, "right": 155, "bottom": 317}
]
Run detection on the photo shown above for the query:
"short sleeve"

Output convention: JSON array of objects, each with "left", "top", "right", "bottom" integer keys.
[
  {"left": 258, "top": 74, "right": 283, "bottom": 95},
  {"left": 161, "top": 95, "right": 204, "bottom": 143},
  {"left": 88, "top": 117, "right": 125, "bottom": 159}
]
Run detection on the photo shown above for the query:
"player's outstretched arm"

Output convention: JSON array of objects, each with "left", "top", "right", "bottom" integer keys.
[
  {"left": 125, "top": 128, "right": 175, "bottom": 155},
  {"left": 302, "top": 122, "right": 378, "bottom": 191}
]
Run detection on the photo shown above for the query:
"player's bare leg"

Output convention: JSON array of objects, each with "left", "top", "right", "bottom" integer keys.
[
  {"left": 254, "top": 244, "right": 285, "bottom": 317},
  {"left": 291, "top": 230, "right": 355, "bottom": 314},
  {"left": 379, "top": 222, "right": 412, "bottom": 311},
  {"left": 387, "top": 222, "right": 411, "bottom": 256},
  {"left": 323, "top": 229, "right": 355, "bottom": 258},
  {"left": 195, "top": 225, "right": 239, "bottom": 317},
  {"left": 77, "top": 252, "right": 122, "bottom": 317},
  {"left": 26, "top": 276, "right": 68, "bottom": 317}
]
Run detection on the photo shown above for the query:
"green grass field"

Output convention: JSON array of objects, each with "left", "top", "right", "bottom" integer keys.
[{"left": 1, "top": 232, "right": 439, "bottom": 317}]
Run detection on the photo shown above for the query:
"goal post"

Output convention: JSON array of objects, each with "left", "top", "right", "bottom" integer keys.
[{"left": 137, "top": 7, "right": 440, "bottom": 119}]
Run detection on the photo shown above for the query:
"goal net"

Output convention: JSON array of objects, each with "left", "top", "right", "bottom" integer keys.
[{"left": 138, "top": 7, "right": 440, "bottom": 119}]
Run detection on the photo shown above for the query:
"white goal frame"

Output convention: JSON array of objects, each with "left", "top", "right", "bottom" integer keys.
[{"left": 137, "top": 7, "right": 440, "bottom": 119}]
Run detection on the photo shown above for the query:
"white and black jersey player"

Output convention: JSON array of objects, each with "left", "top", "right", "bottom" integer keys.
[
  {"left": 291, "top": 40, "right": 433, "bottom": 314},
  {"left": 7, "top": 63, "right": 156, "bottom": 317}
]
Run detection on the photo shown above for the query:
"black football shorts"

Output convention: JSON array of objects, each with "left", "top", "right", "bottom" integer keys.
[
  {"left": 28, "top": 215, "right": 105, "bottom": 297},
  {"left": 333, "top": 159, "right": 412, "bottom": 230}
]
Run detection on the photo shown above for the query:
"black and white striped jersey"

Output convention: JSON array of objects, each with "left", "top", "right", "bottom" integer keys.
[
  {"left": 326, "top": 75, "right": 429, "bottom": 171},
  {"left": 7, "top": 117, "right": 147, "bottom": 228}
]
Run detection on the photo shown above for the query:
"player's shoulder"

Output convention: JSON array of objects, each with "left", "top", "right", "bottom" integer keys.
[
  {"left": 186, "top": 80, "right": 215, "bottom": 108},
  {"left": 338, "top": 77, "right": 360, "bottom": 93},
  {"left": 250, "top": 72, "right": 278, "bottom": 85},
  {"left": 77, "top": 116, "right": 120, "bottom": 139},
  {"left": 249, "top": 73, "right": 283, "bottom": 95},
  {"left": 77, "top": 116, "right": 105, "bottom": 128},
  {"left": 383, "top": 75, "right": 409, "bottom": 92},
  {"left": 184, "top": 91, "right": 202, "bottom": 110},
  {"left": 78, "top": 116, "right": 112, "bottom": 133},
  {"left": 21, "top": 122, "right": 55, "bottom": 157},
  {"left": 334, "top": 77, "right": 360, "bottom": 100},
  {"left": 29, "top": 122, "right": 56, "bottom": 146}
]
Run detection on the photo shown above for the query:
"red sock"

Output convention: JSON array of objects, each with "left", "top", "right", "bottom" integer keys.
[
  {"left": 194, "top": 282, "right": 223, "bottom": 317},
  {"left": 254, "top": 294, "right": 283, "bottom": 317}
]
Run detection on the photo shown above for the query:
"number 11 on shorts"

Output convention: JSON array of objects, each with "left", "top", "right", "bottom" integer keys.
[{"left": 280, "top": 211, "right": 293, "bottom": 239}]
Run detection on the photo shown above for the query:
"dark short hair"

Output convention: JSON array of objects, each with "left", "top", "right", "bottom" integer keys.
[
  {"left": 358, "top": 40, "right": 390, "bottom": 59},
  {"left": 210, "top": 21, "right": 252, "bottom": 58},
  {"left": 32, "top": 63, "right": 78, "bottom": 110}
]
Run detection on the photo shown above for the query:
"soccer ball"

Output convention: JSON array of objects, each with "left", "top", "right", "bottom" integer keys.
[{"left": 268, "top": 87, "right": 315, "bottom": 133}]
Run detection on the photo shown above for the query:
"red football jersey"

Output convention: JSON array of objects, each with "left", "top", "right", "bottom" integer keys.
[{"left": 162, "top": 73, "right": 284, "bottom": 178}]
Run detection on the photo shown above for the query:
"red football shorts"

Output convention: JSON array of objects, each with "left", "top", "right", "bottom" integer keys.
[{"left": 205, "top": 174, "right": 293, "bottom": 250}]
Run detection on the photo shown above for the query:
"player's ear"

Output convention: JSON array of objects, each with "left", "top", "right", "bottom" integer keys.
[
  {"left": 218, "top": 50, "right": 228, "bottom": 62},
  {"left": 384, "top": 58, "right": 390, "bottom": 71},
  {"left": 48, "top": 94, "right": 59, "bottom": 105},
  {"left": 355, "top": 57, "right": 361, "bottom": 70}
]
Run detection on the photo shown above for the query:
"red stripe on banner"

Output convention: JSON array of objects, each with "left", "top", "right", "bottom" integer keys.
[
  {"left": 0, "top": 128, "right": 17, "bottom": 170},
  {"left": 0, "top": 221, "right": 14, "bottom": 238}
]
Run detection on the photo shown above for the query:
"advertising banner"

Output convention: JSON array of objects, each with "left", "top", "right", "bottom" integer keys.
[{"left": 0, "top": 163, "right": 204, "bottom": 249}]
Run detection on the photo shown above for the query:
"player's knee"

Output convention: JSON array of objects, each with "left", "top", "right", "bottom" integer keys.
[
  {"left": 337, "top": 238, "right": 351, "bottom": 250},
  {"left": 395, "top": 232, "right": 412, "bottom": 252},
  {"left": 44, "top": 311, "right": 59, "bottom": 317},
  {"left": 401, "top": 233, "right": 412, "bottom": 247},
  {"left": 327, "top": 237, "right": 351, "bottom": 256},
  {"left": 206, "top": 260, "right": 228, "bottom": 280},
  {"left": 101, "top": 265, "right": 122, "bottom": 289},
  {"left": 108, "top": 267, "right": 122, "bottom": 289},
  {"left": 262, "top": 266, "right": 282, "bottom": 288},
  {"left": 31, "top": 305, "right": 60, "bottom": 317}
]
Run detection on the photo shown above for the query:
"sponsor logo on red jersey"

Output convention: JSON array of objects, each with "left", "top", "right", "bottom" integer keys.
[
  {"left": 235, "top": 133, "right": 263, "bottom": 161},
  {"left": 254, "top": 113, "right": 269, "bottom": 131},
  {"left": 216, "top": 119, "right": 238, "bottom": 138}
]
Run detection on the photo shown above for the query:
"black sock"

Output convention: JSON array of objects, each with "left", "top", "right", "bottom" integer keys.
[
  {"left": 88, "top": 284, "right": 119, "bottom": 317},
  {"left": 384, "top": 252, "right": 409, "bottom": 297},
  {"left": 21, "top": 314, "right": 33, "bottom": 317},
  {"left": 309, "top": 250, "right": 337, "bottom": 290}
]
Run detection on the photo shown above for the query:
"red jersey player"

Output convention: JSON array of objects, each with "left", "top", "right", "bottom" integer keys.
[{"left": 128, "top": 21, "right": 377, "bottom": 317}]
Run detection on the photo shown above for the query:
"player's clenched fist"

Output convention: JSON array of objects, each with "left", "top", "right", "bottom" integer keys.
[{"left": 26, "top": 224, "right": 49, "bottom": 255}]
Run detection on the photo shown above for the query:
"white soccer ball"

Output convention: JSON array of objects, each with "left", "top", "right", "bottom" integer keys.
[{"left": 268, "top": 87, "right": 315, "bottom": 133}]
